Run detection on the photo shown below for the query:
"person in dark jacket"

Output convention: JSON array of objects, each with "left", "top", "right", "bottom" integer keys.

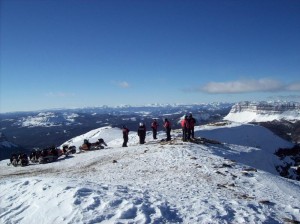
[
  {"left": 163, "top": 118, "right": 171, "bottom": 141},
  {"left": 151, "top": 119, "right": 159, "bottom": 139},
  {"left": 138, "top": 122, "right": 146, "bottom": 144},
  {"left": 189, "top": 113, "right": 197, "bottom": 139},
  {"left": 122, "top": 125, "right": 129, "bottom": 147}
]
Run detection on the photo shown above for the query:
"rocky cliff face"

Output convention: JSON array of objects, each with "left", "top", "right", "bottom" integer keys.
[
  {"left": 225, "top": 101, "right": 300, "bottom": 123},
  {"left": 231, "top": 101, "right": 299, "bottom": 112},
  {"left": 224, "top": 101, "right": 300, "bottom": 144}
]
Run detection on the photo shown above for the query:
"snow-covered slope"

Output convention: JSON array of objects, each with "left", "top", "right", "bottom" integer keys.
[
  {"left": 0, "top": 124, "right": 299, "bottom": 223},
  {"left": 195, "top": 123, "right": 294, "bottom": 174},
  {"left": 225, "top": 101, "right": 300, "bottom": 123}
]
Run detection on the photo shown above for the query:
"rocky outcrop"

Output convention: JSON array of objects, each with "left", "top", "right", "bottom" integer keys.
[{"left": 225, "top": 101, "right": 300, "bottom": 123}]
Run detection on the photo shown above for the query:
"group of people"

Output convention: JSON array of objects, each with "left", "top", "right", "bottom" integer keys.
[
  {"left": 9, "top": 114, "right": 197, "bottom": 166},
  {"left": 121, "top": 113, "right": 196, "bottom": 147},
  {"left": 121, "top": 118, "right": 172, "bottom": 147},
  {"left": 180, "top": 113, "right": 197, "bottom": 141}
]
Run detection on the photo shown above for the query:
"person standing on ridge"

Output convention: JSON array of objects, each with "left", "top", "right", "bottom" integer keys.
[
  {"left": 181, "top": 115, "right": 188, "bottom": 141},
  {"left": 189, "top": 113, "right": 197, "bottom": 139},
  {"left": 122, "top": 125, "right": 129, "bottom": 147},
  {"left": 151, "top": 119, "right": 159, "bottom": 139},
  {"left": 163, "top": 118, "right": 171, "bottom": 141},
  {"left": 186, "top": 115, "right": 192, "bottom": 141},
  {"left": 138, "top": 122, "right": 146, "bottom": 144}
]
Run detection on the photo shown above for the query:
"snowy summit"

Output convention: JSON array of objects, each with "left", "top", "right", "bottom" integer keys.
[{"left": 0, "top": 123, "right": 300, "bottom": 223}]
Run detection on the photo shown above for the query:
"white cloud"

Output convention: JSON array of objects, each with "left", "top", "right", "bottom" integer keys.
[
  {"left": 198, "top": 78, "right": 300, "bottom": 94},
  {"left": 112, "top": 81, "right": 130, "bottom": 88},
  {"left": 201, "top": 79, "right": 283, "bottom": 93},
  {"left": 286, "top": 82, "right": 300, "bottom": 91},
  {"left": 119, "top": 81, "right": 130, "bottom": 88},
  {"left": 268, "top": 95, "right": 300, "bottom": 102}
]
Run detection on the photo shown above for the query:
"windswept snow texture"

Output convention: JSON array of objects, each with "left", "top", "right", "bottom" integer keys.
[{"left": 1, "top": 124, "right": 300, "bottom": 224}]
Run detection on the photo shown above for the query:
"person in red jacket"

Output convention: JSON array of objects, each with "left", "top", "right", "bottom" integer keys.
[
  {"left": 163, "top": 118, "right": 171, "bottom": 141},
  {"left": 181, "top": 115, "right": 188, "bottom": 141},
  {"left": 122, "top": 125, "right": 129, "bottom": 147},
  {"left": 151, "top": 119, "right": 159, "bottom": 139}
]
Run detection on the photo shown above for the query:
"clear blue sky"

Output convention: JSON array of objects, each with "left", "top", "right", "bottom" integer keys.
[{"left": 1, "top": 0, "right": 300, "bottom": 113}]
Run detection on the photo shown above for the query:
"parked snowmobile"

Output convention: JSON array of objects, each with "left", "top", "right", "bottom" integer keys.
[
  {"left": 62, "top": 145, "right": 77, "bottom": 155},
  {"left": 79, "top": 139, "right": 92, "bottom": 151},
  {"left": 29, "top": 146, "right": 60, "bottom": 164},
  {"left": 29, "top": 149, "right": 42, "bottom": 163},
  {"left": 9, "top": 152, "right": 29, "bottom": 167},
  {"left": 38, "top": 147, "right": 59, "bottom": 164},
  {"left": 79, "top": 138, "right": 107, "bottom": 152},
  {"left": 91, "top": 138, "right": 107, "bottom": 149}
]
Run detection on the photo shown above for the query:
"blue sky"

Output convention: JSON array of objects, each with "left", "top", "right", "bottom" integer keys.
[{"left": 1, "top": 0, "right": 300, "bottom": 113}]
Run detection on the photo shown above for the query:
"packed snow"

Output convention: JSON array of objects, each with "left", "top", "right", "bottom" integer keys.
[{"left": 1, "top": 123, "right": 300, "bottom": 223}]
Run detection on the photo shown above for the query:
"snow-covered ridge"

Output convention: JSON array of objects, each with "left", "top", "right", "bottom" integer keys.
[
  {"left": 1, "top": 123, "right": 299, "bottom": 223},
  {"left": 225, "top": 101, "right": 300, "bottom": 123}
]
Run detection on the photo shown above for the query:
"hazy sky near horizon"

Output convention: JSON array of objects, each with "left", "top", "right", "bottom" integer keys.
[{"left": 1, "top": 0, "right": 300, "bottom": 113}]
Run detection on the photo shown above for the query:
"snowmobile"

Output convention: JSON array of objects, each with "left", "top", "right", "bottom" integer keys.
[
  {"left": 79, "top": 139, "right": 107, "bottom": 152},
  {"left": 8, "top": 153, "right": 29, "bottom": 167}
]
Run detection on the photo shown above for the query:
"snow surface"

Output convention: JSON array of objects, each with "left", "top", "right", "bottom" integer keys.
[{"left": 1, "top": 124, "right": 300, "bottom": 223}]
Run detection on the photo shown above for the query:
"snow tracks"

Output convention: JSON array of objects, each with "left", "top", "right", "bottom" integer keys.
[{"left": 0, "top": 178, "right": 182, "bottom": 224}]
